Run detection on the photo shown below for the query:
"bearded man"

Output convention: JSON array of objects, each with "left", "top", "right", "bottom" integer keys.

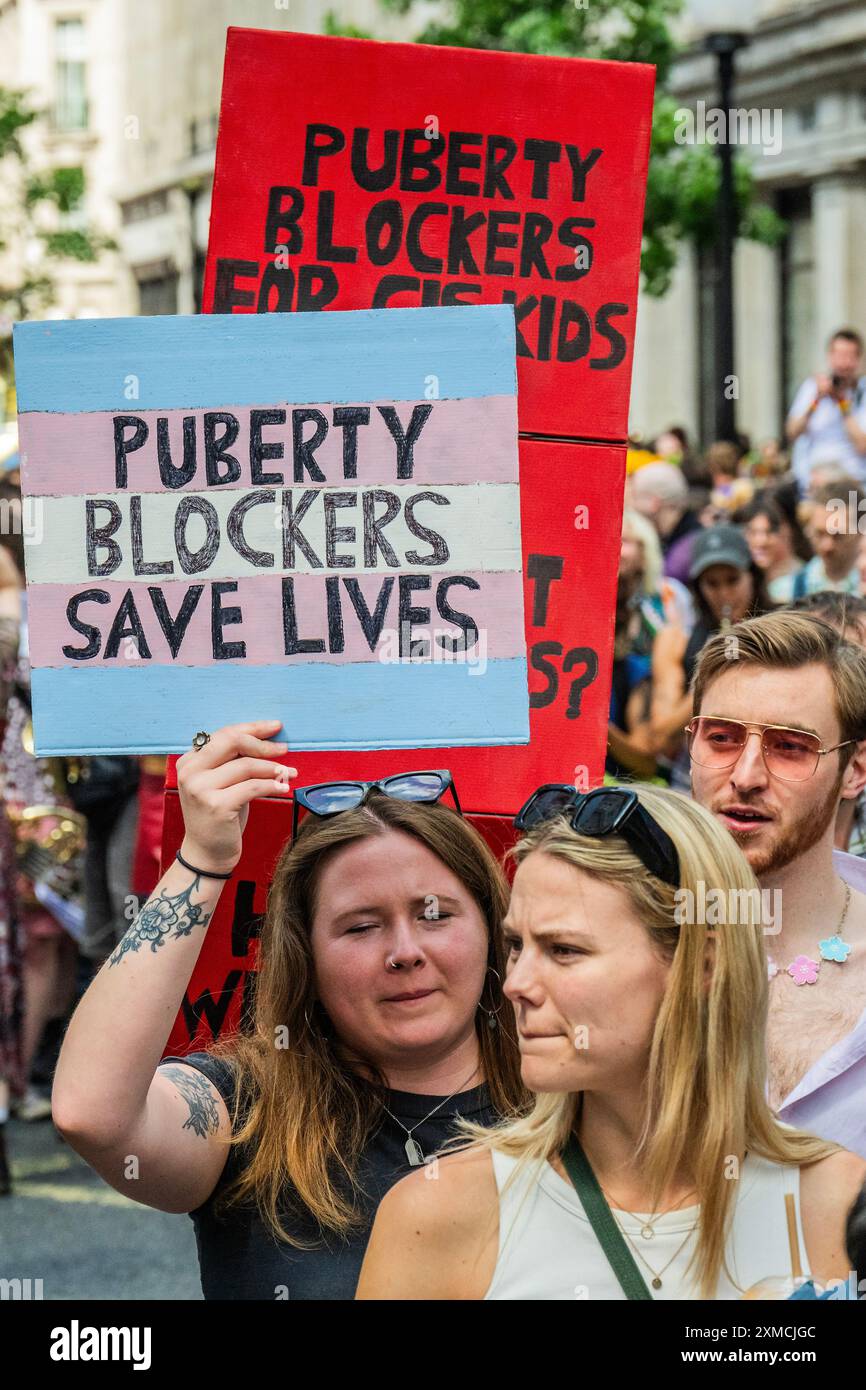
[{"left": 689, "top": 610, "right": 866, "bottom": 1155}]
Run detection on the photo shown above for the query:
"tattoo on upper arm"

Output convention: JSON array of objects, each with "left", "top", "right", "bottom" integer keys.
[
  {"left": 108, "top": 878, "right": 213, "bottom": 967},
  {"left": 158, "top": 1065, "right": 221, "bottom": 1138}
]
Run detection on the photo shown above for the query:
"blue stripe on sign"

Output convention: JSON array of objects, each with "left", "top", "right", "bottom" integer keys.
[
  {"left": 13, "top": 306, "right": 517, "bottom": 413},
  {"left": 31, "top": 657, "right": 530, "bottom": 755}
]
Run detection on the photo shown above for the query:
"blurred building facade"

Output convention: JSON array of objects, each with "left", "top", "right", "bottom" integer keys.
[
  {"left": 0, "top": 0, "right": 132, "bottom": 319},
  {"left": 115, "top": 0, "right": 416, "bottom": 318},
  {"left": 0, "top": 0, "right": 414, "bottom": 332},
  {"left": 630, "top": 0, "right": 866, "bottom": 449}
]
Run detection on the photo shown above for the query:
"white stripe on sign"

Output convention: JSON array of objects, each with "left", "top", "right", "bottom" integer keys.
[{"left": 25, "top": 483, "right": 522, "bottom": 584}]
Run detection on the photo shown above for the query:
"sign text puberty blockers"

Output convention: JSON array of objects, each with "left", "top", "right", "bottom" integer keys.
[{"left": 13, "top": 306, "right": 528, "bottom": 755}]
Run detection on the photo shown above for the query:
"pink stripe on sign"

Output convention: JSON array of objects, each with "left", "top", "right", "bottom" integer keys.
[
  {"left": 27, "top": 570, "right": 525, "bottom": 668},
  {"left": 19, "top": 396, "right": 518, "bottom": 496}
]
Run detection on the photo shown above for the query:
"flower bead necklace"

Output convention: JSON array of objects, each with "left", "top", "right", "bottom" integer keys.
[{"left": 767, "top": 882, "right": 851, "bottom": 986}]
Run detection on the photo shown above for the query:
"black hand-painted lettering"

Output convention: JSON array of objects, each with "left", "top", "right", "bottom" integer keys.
[
  {"left": 113, "top": 416, "right": 148, "bottom": 489},
  {"left": 403, "top": 490, "right": 450, "bottom": 565},
  {"left": 105, "top": 589, "right": 152, "bottom": 660},
  {"left": 85, "top": 499, "right": 123, "bottom": 577},
  {"left": 175, "top": 496, "right": 220, "bottom": 575},
  {"left": 526, "top": 554, "right": 564, "bottom": 626},
  {"left": 529, "top": 640, "right": 563, "bottom": 708},
  {"left": 63, "top": 589, "right": 109, "bottom": 660},
  {"left": 211, "top": 580, "right": 245, "bottom": 660}
]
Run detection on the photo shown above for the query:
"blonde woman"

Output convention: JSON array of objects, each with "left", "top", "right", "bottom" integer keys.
[
  {"left": 620, "top": 507, "right": 694, "bottom": 634},
  {"left": 358, "top": 785, "right": 866, "bottom": 1299}
]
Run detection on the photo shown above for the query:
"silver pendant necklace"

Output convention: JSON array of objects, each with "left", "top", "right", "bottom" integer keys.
[
  {"left": 597, "top": 1176, "right": 697, "bottom": 1289},
  {"left": 383, "top": 1064, "right": 481, "bottom": 1166},
  {"left": 599, "top": 1180, "right": 696, "bottom": 1241},
  {"left": 617, "top": 1219, "right": 698, "bottom": 1290}
]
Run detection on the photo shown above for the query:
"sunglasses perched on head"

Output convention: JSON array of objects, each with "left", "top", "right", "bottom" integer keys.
[
  {"left": 686, "top": 716, "right": 856, "bottom": 782},
  {"left": 514, "top": 785, "right": 680, "bottom": 887},
  {"left": 291, "top": 769, "right": 460, "bottom": 839}
]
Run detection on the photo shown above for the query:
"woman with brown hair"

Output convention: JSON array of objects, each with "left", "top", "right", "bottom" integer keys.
[
  {"left": 358, "top": 784, "right": 865, "bottom": 1300},
  {"left": 52, "top": 721, "right": 526, "bottom": 1298}
]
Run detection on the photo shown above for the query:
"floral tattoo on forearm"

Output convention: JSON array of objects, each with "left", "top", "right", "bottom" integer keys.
[
  {"left": 108, "top": 877, "right": 213, "bottom": 968},
  {"left": 158, "top": 1065, "right": 221, "bottom": 1138}
]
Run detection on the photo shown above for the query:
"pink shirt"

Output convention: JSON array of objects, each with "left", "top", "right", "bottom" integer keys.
[{"left": 777, "top": 850, "right": 866, "bottom": 1158}]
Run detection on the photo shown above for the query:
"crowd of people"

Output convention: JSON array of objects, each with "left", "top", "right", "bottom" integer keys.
[
  {"left": 0, "top": 476, "right": 166, "bottom": 1190},
  {"left": 611, "top": 325, "right": 866, "bottom": 815},
  {"left": 4, "top": 326, "right": 866, "bottom": 1303}
]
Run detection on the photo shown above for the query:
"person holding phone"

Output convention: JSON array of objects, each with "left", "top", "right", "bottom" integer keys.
[{"left": 787, "top": 328, "right": 866, "bottom": 493}]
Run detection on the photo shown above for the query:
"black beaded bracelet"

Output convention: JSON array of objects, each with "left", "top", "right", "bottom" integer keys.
[{"left": 175, "top": 849, "right": 233, "bottom": 880}]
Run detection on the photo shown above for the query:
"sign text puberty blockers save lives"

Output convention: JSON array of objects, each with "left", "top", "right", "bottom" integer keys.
[{"left": 13, "top": 306, "right": 528, "bottom": 755}]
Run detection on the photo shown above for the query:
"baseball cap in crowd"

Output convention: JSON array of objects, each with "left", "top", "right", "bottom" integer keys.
[{"left": 688, "top": 525, "right": 752, "bottom": 581}]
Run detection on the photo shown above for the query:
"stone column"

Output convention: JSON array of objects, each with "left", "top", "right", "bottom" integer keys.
[
  {"left": 734, "top": 236, "right": 780, "bottom": 443},
  {"left": 630, "top": 243, "right": 700, "bottom": 444},
  {"left": 172, "top": 185, "right": 197, "bottom": 317},
  {"left": 812, "top": 172, "right": 866, "bottom": 345}
]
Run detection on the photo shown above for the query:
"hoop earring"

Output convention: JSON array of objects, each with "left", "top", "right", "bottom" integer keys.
[{"left": 479, "top": 965, "right": 503, "bottom": 1031}]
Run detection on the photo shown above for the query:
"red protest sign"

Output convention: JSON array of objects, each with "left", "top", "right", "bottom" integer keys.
[
  {"left": 162, "top": 29, "right": 652, "bottom": 1049},
  {"left": 199, "top": 26, "right": 653, "bottom": 807},
  {"left": 205, "top": 27, "right": 654, "bottom": 440}
]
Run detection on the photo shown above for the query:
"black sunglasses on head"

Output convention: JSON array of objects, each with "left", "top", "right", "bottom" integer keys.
[
  {"left": 514, "top": 785, "right": 680, "bottom": 888},
  {"left": 291, "top": 769, "right": 461, "bottom": 840}
]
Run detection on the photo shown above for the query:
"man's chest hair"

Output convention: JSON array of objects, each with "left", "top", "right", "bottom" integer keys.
[{"left": 766, "top": 950, "right": 866, "bottom": 1108}]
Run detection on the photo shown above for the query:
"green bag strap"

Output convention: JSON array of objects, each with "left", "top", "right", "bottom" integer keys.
[{"left": 560, "top": 1135, "right": 654, "bottom": 1301}]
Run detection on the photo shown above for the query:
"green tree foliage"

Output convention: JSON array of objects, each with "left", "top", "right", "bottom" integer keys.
[
  {"left": 326, "top": 0, "right": 785, "bottom": 296},
  {"left": 0, "top": 87, "right": 116, "bottom": 376}
]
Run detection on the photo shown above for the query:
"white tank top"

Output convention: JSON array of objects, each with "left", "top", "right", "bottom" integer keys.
[{"left": 484, "top": 1148, "right": 810, "bottom": 1300}]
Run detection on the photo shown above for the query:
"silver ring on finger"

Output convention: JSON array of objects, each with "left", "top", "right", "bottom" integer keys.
[{"left": 192, "top": 731, "right": 211, "bottom": 752}]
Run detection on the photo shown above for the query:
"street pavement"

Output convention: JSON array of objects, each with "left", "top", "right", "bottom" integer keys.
[{"left": 0, "top": 1113, "right": 201, "bottom": 1300}]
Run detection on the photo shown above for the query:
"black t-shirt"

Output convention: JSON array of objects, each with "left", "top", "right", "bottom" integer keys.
[{"left": 161, "top": 1049, "right": 500, "bottom": 1300}]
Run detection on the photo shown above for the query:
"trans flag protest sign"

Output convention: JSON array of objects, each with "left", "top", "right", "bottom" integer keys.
[{"left": 13, "top": 304, "right": 527, "bottom": 755}]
